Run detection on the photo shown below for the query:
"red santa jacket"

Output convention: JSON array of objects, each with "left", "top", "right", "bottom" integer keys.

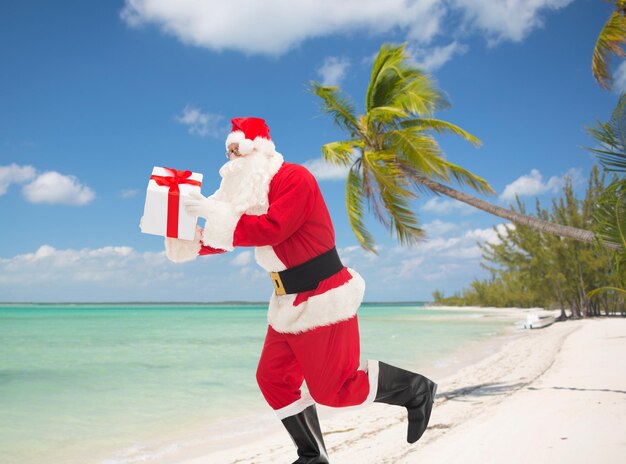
[{"left": 199, "top": 162, "right": 365, "bottom": 334}]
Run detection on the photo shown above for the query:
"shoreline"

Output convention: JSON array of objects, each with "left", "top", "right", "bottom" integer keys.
[
  {"left": 99, "top": 306, "right": 535, "bottom": 464},
  {"left": 159, "top": 316, "right": 624, "bottom": 464},
  {"left": 2, "top": 303, "right": 530, "bottom": 464}
]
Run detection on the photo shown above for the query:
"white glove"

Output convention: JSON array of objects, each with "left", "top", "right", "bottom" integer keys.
[
  {"left": 183, "top": 190, "right": 213, "bottom": 219},
  {"left": 183, "top": 190, "right": 240, "bottom": 251}
]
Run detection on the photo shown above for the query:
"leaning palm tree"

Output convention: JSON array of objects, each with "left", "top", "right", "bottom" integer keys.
[
  {"left": 592, "top": 0, "right": 626, "bottom": 90},
  {"left": 311, "top": 43, "right": 613, "bottom": 252}
]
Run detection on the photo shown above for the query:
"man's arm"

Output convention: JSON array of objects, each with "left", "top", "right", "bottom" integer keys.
[
  {"left": 185, "top": 165, "right": 317, "bottom": 251},
  {"left": 233, "top": 168, "right": 316, "bottom": 247}
]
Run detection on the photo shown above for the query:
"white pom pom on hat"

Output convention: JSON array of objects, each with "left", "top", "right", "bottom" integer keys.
[{"left": 225, "top": 117, "right": 276, "bottom": 155}]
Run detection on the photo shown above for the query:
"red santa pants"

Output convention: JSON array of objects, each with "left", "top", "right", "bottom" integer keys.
[{"left": 256, "top": 315, "right": 372, "bottom": 416}]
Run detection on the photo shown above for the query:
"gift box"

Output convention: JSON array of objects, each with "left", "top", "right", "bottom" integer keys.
[{"left": 140, "top": 166, "right": 203, "bottom": 241}]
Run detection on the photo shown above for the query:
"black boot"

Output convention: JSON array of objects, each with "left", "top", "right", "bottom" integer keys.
[
  {"left": 374, "top": 361, "right": 437, "bottom": 444},
  {"left": 281, "top": 404, "right": 330, "bottom": 464}
]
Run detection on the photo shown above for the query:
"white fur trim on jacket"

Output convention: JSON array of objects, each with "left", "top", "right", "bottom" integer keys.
[
  {"left": 201, "top": 199, "right": 241, "bottom": 252},
  {"left": 267, "top": 267, "right": 366, "bottom": 334},
  {"left": 255, "top": 246, "right": 287, "bottom": 272},
  {"left": 164, "top": 226, "right": 202, "bottom": 263}
]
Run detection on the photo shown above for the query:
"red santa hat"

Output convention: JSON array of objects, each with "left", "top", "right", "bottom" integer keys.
[{"left": 225, "top": 117, "right": 276, "bottom": 156}]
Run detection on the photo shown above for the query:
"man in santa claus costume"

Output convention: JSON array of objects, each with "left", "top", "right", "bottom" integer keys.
[{"left": 165, "top": 117, "right": 437, "bottom": 463}]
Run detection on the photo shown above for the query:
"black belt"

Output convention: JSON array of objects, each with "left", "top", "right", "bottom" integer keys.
[{"left": 270, "top": 247, "right": 344, "bottom": 295}]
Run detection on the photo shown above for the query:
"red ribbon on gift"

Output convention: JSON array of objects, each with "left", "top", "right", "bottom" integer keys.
[{"left": 150, "top": 167, "right": 201, "bottom": 238}]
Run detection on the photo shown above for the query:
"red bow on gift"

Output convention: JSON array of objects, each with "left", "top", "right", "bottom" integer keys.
[{"left": 150, "top": 167, "right": 201, "bottom": 238}]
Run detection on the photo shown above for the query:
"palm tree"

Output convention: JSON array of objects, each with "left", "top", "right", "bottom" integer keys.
[
  {"left": 586, "top": 93, "right": 626, "bottom": 297},
  {"left": 311, "top": 43, "right": 615, "bottom": 252},
  {"left": 592, "top": 0, "right": 626, "bottom": 90}
]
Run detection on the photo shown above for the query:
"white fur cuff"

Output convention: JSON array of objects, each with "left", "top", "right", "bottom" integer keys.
[
  {"left": 363, "top": 360, "right": 379, "bottom": 404},
  {"left": 201, "top": 199, "right": 241, "bottom": 251},
  {"left": 274, "top": 392, "right": 315, "bottom": 420},
  {"left": 165, "top": 226, "right": 202, "bottom": 263}
]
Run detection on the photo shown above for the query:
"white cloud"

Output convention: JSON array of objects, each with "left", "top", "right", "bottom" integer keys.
[
  {"left": 238, "top": 266, "right": 267, "bottom": 281},
  {"left": 175, "top": 105, "right": 224, "bottom": 138},
  {"left": 399, "top": 256, "right": 425, "bottom": 278},
  {"left": 0, "top": 242, "right": 271, "bottom": 301},
  {"left": 420, "top": 197, "right": 476, "bottom": 215},
  {"left": 0, "top": 222, "right": 514, "bottom": 301},
  {"left": 452, "top": 0, "right": 574, "bottom": 46},
  {"left": 231, "top": 251, "right": 252, "bottom": 266},
  {"left": 334, "top": 222, "right": 513, "bottom": 294},
  {"left": 0, "top": 164, "right": 36, "bottom": 195},
  {"left": 120, "top": 0, "right": 571, "bottom": 61},
  {"left": 303, "top": 158, "right": 350, "bottom": 181},
  {"left": 317, "top": 57, "right": 350, "bottom": 86},
  {"left": 423, "top": 219, "right": 457, "bottom": 237},
  {"left": 0, "top": 244, "right": 168, "bottom": 291},
  {"left": 408, "top": 41, "right": 468, "bottom": 71},
  {"left": 22, "top": 171, "right": 95, "bottom": 206},
  {"left": 120, "top": 0, "right": 445, "bottom": 55},
  {"left": 613, "top": 61, "right": 626, "bottom": 94},
  {"left": 2, "top": 245, "right": 133, "bottom": 272},
  {"left": 464, "top": 223, "right": 513, "bottom": 245},
  {"left": 120, "top": 188, "right": 140, "bottom": 199},
  {"left": 500, "top": 168, "right": 583, "bottom": 202}
]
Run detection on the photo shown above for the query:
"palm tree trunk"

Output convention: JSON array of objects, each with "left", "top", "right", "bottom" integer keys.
[{"left": 411, "top": 175, "right": 621, "bottom": 250}]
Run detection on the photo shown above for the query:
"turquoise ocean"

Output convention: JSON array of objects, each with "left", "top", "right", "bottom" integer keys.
[{"left": 0, "top": 303, "right": 520, "bottom": 464}]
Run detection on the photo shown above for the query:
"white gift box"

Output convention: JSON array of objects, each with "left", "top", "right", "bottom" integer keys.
[{"left": 140, "top": 166, "right": 204, "bottom": 241}]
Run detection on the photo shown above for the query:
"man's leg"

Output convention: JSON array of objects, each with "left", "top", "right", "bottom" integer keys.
[
  {"left": 256, "top": 325, "right": 329, "bottom": 464},
  {"left": 256, "top": 324, "right": 306, "bottom": 411},
  {"left": 286, "top": 315, "right": 437, "bottom": 444},
  {"left": 285, "top": 315, "right": 374, "bottom": 408}
]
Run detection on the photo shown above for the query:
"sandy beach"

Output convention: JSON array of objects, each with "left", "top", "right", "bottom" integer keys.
[{"left": 169, "top": 311, "right": 625, "bottom": 464}]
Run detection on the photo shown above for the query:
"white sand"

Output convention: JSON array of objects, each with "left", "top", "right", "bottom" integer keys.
[{"left": 166, "top": 313, "right": 625, "bottom": 464}]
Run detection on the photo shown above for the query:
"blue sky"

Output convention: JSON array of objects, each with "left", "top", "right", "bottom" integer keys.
[{"left": 0, "top": 0, "right": 620, "bottom": 302}]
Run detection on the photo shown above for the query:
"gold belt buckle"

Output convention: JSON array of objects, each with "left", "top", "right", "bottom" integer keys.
[{"left": 270, "top": 272, "right": 286, "bottom": 296}]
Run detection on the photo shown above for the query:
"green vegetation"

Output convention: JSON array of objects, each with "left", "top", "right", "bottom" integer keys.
[
  {"left": 432, "top": 166, "right": 624, "bottom": 318},
  {"left": 586, "top": 93, "right": 626, "bottom": 300},
  {"left": 592, "top": 0, "right": 626, "bottom": 90},
  {"left": 434, "top": 3, "right": 626, "bottom": 315},
  {"left": 312, "top": 43, "right": 609, "bottom": 253}
]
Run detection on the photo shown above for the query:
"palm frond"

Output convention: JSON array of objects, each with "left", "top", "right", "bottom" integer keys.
[
  {"left": 321, "top": 140, "right": 362, "bottom": 166},
  {"left": 594, "top": 178, "right": 626, "bottom": 249},
  {"left": 587, "top": 93, "right": 626, "bottom": 172},
  {"left": 388, "top": 71, "right": 445, "bottom": 117},
  {"left": 439, "top": 160, "right": 496, "bottom": 195},
  {"left": 310, "top": 82, "right": 360, "bottom": 137},
  {"left": 358, "top": 154, "right": 391, "bottom": 228},
  {"left": 587, "top": 286, "right": 626, "bottom": 298},
  {"left": 346, "top": 164, "right": 377, "bottom": 252},
  {"left": 365, "top": 43, "right": 446, "bottom": 116},
  {"left": 366, "top": 106, "right": 408, "bottom": 127},
  {"left": 362, "top": 151, "right": 424, "bottom": 246},
  {"left": 592, "top": 9, "right": 626, "bottom": 89},
  {"left": 401, "top": 118, "right": 482, "bottom": 147},
  {"left": 385, "top": 127, "right": 450, "bottom": 180},
  {"left": 366, "top": 44, "right": 407, "bottom": 112}
]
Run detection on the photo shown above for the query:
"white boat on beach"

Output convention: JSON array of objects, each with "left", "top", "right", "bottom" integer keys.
[{"left": 523, "top": 313, "right": 556, "bottom": 329}]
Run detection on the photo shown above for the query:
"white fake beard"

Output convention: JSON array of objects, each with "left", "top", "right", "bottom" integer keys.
[{"left": 214, "top": 150, "right": 279, "bottom": 215}]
